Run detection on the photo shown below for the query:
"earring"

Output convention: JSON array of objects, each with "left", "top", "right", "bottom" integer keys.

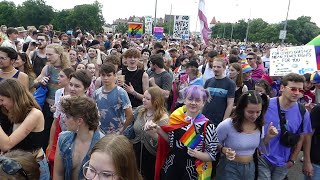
[{"left": 76, "top": 125, "right": 80, "bottom": 133}]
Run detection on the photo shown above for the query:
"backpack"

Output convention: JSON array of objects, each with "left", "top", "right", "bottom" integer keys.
[{"left": 201, "top": 63, "right": 206, "bottom": 75}]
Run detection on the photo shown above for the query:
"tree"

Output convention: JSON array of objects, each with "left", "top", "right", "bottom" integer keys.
[
  {"left": 115, "top": 23, "right": 128, "bottom": 34},
  {"left": 0, "top": 1, "right": 17, "bottom": 27},
  {"left": 15, "top": 0, "right": 54, "bottom": 28},
  {"left": 51, "top": 1, "right": 105, "bottom": 33}
]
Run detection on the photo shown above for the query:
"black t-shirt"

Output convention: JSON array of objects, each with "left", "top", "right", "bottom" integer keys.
[{"left": 310, "top": 105, "right": 320, "bottom": 165}]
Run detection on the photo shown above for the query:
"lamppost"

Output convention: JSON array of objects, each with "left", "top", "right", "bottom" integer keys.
[
  {"left": 281, "top": 0, "right": 291, "bottom": 44},
  {"left": 154, "top": 0, "right": 158, "bottom": 26}
]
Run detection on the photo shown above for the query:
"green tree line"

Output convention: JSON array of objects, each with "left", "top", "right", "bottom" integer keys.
[
  {"left": 0, "top": 0, "right": 105, "bottom": 33},
  {"left": 211, "top": 16, "right": 320, "bottom": 45}
]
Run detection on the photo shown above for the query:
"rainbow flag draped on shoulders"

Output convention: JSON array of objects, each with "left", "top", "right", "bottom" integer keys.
[{"left": 154, "top": 106, "right": 212, "bottom": 180}]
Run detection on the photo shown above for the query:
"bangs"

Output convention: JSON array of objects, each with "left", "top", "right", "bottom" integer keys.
[{"left": 184, "top": 85, "right": 208, "bottom": 102}]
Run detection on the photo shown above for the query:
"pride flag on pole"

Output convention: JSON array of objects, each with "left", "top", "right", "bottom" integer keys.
[{"left": 198, "top": 0, "right": 210, "bottom": 45}]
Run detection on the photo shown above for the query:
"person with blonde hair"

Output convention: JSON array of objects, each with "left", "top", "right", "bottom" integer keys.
[
  {"left": 34, "top": 43, "right": 70, "bottom": 150},
  {"left": 131, "top": 87, "right": 168, "bottom": 180},
  {"left": 0, "top": 150, "right": 40, "bottom": 180},
  {"left": 83, "top": 134, "right": 143, "bottom": 180},
  {"left": 0, "top": 79, "right": 50, "bottom": 179}
]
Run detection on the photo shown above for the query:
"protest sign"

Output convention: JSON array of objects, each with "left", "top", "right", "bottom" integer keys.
[
  {"left": 153, "top": 27, "right": 164, "bottom": 40},
  {"left": 144, "top": 16, "right": 153, "bottom": 34},
  {"left": 173, "top": 15, "right": 190, "bottom": 39},
  {"left": 269, "top": 45, "right": 317, "bottom": 76},
  {"left": 128, "top": 22, "right": 143, "bottom": 38}
]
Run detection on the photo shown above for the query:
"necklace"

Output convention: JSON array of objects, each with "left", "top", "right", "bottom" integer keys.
[
  {"left": 0, "top": 68, "right": 16, "bottom": 74},
  {"left": 145, "top": 113, "right": 154, "bottom": 117}
]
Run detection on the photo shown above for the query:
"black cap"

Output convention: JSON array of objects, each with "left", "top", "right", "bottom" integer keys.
[
  {"left": 89, "top": 40, "right": 100, "bottom": 47},
  {"left": 186, "top": 60, "right": 198, "bottom": 68}
]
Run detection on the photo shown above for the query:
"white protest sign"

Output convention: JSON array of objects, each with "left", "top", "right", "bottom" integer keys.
[
  {"left": 144, "top": 16, "right": 153, "bottom": 34},
  {"left": 173, "top": 15, "right": 190, "bottom": 39},
  {"left": 269, "top": 45, "right": 317, "bottom": 76}
]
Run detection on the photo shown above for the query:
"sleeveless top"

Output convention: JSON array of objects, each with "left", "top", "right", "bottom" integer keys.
[
  {"left": 47, "top": 65, "right": 62, "bottom": 101},
  {"left": 0, "top": 71, "right": 20, "bottom": 135},
  {"left": 234, "top": 85, "right": 244, "bottom": 105},
  {"left": 12, "top": 130, "right": 46, "bottom": 152},
  {"left": 0, "top": 70, "right": 20, "bottom": 81},
  {"left": 122, "top": 68, "right": 144, "bottom": 108},
  {"left": 32, "top": 50, "right": 48, "bottom": 77}
]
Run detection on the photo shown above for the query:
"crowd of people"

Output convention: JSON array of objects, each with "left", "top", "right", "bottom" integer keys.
[{"left": 0, "top": 23, "right": 319, "bottom": 180}]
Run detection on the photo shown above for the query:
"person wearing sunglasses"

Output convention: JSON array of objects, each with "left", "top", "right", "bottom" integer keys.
[
  {"left": 83, "top": 134, "right": 142, "bottom": 180},
  {"left": 258, "top": 73, "right": 313, "bottom": 180},
  {"left": 246, "top": 52, "right": 265, "bottom": 81},
  {"left": 0, "top": 150, "right": 40, "bottom": 180}
]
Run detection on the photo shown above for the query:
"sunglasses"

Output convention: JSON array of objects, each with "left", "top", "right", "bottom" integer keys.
[
  {"left": 285, "top": 86, "right": 305, "bottom": 94},
  {"left": 246, "top": 58, "right": 254, "bottom": 60},
  {"left": 0, "top": 156, "right": 29, "bottom": 180}
]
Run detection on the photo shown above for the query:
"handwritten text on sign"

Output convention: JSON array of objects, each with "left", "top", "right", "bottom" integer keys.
[
  {"left": 269, "top": 45, "right": 317, "bottom": 76},
  {"left": 173, "top": 15, "right": 190, "bottom": 40}
]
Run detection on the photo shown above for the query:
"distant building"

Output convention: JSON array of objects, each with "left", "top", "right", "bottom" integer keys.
[{"left": 209, "top": 16, "right": 218, "bottom": 28}]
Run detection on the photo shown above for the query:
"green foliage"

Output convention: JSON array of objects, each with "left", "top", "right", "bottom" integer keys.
[
  {"left": 0, "top": 1, "right": 17, "bottom": 27},
  {"left": 15, "top": 0, "right": 55, "bottom": 28},
  {"left": 211, "top": 16, "right": 320, "bottom": 45},
  {"left": 0, "top": 0, "right": 105, "bottom": 33},
  {"left": 115, "top": 23, "right": 128, "bottom": 34}
]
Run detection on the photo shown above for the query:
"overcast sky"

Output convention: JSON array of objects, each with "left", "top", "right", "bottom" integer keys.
[{"left": 14, "top": 0, "right": 320, "bottom": 32}]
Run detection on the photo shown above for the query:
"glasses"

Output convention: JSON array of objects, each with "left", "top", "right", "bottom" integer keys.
[
  {"left": 83, "top": 161, "right": 116, "bottom": 180},
  {"left": 0, "top": 156, "right": 29, "bottom": 180},
  {"left": 246, "top": 58, "right": 254, "bottom": 60},
  {"left": 285, "top": 86, "right": 305, "bottom": 94}
]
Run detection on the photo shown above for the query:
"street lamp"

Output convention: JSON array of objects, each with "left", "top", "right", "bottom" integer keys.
[
  {"left": 281, "top": 0, "right": 291, "bottom": 44},
  {"left": 154, "top": 0, "right": 158, "bottom": 26}
]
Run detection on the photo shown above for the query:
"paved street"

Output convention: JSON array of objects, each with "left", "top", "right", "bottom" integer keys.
[{"left": 287, "top": 152, "right": 304, "bottom": 180}]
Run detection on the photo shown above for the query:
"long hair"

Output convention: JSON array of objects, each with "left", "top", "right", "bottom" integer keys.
[
  {"left": 17, "top": 52, "right": 36, "bottom": 79},
  {"left": 90, "top": 134, "right": 143, "bottom": 180},
  {"left": 140, "top": 87, "right": 168, "bottom": 123},
  {"left": 46, "top": 44, "right": 70, "bottom": 69},
  {"left": 0, "top": 150, "right": 40, "bottom": 180},
  {"left": 232, "top": 90, "right": 269, "bottom": 133},
  {"left": 0, "top": 79, "right": 40, "bottom": 123},
  {"left": 230, "top": 63, "right": 243, "bottom": 87}
]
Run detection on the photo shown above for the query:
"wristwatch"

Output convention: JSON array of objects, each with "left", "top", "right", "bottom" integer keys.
[{"left": 288, "top": 159, "right": 296, "bottom": 165}]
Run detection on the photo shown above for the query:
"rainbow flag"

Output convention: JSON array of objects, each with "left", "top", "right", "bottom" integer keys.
[
  {"left": 196, "top": 159, "right": 212, "bottom": 180},
  {"left": 179, "top": 125, "right": 202, "bottom": 149},
  {"left": 128, "top": 23, "right": 143, "bottom": 38}
]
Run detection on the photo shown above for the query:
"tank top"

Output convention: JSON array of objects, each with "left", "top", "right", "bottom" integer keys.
[
  {"left": 32, "top": 50, "right": 48, "bottom": 77},
  {"left": 0, "top": 70, "right": 20, "bottom": 135},
  {"left": 234, "top": 85, "right": 244, "bottom": 105},
  {"left": 122, "top": 68, "right": 144, "bottom": 108},
  {"left": 12, "top": 130, "right": 46, "bottom": 152},
  {"left": 47, "top": 65, "right": 61, "bottom": 101},
  {"left": 0, "top": 70, "right": 20, "bottom": 81}
]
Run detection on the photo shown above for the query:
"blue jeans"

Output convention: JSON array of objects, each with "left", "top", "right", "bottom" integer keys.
[
  {"left": 258, "top": 156, "right": 288, "bottom": 180},
  {"left": 305, "top": 163, "right": 320, "bottom": 180},
  {"left": 38, "top": 154, "right": 50, "bottom": 180},
  {"left": 215, "top": 156, "right": 255, "bottom": 180}
]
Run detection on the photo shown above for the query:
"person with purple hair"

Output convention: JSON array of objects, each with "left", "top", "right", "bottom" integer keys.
[{"left": 145, "top": 85, "right": 220, "bottom": 180}]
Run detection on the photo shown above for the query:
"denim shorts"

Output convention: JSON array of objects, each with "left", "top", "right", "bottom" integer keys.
[
  {"left": 215, "top": 155, "right": 255, "bottom": 180},
  {"left": 38, "top": 153, "right": 50, "bottom": 180}
]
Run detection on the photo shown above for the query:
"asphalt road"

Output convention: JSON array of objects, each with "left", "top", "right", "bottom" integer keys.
[{"left": 287, "top": 152, "right": 305, "bottom": 180}]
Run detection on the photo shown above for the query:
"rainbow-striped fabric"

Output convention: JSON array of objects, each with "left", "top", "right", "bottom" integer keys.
[
  {"left": 179, "top": 124, "right": 202, "bottom": 149},
  {"left": 195, "top": 159, "right": 212, "bottom": 180}
]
